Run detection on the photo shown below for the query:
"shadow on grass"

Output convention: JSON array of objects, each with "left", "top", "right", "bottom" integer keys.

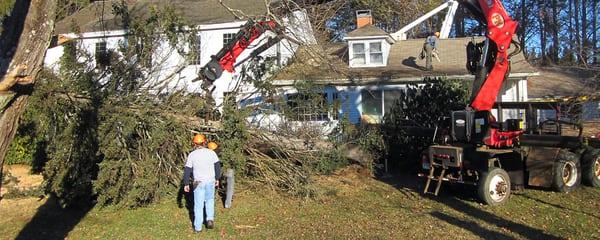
[
  {"left": 176, "top": 183, "right": 195, "bottom": 228},
  {"left": 429, "top": 211, "right": 515, "bottom": 240},
  {"left": 217, "top": 184, "right": 228, "bottom": 209},
  {"left": 517, "top": 192, "right": 600, "bottom": 220},
  {"left": 177, "top": 182, "right": 226, "bottom": 230},
  {"left": 15, "top": 196, "right": 93, "bottom": 240},
  {"left": 428, "top": 195, "right": 561, "bottom": 240},
  {"left": 378, "top": 172, "right": 561, "bottom": 240}
]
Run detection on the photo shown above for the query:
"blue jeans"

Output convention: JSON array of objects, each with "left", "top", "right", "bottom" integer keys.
[{"left": 193, "top": 180, "right": 215, "bottom": 231}]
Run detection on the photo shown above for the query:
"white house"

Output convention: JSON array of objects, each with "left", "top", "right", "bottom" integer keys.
[
  {"left": 266, "top": 11, "right": 537, "bottom": 127},
  {"left": 44, "top": 0, "right": 315, "bottom": 109}
]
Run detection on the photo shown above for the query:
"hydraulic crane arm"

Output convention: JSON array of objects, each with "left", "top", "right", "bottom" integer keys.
[
  {"left": 459, "top": 0, "right": 519, "bottom": 111},
  {"left": 456, "top": 0, "right": 524, "bottom": 148},
  {"left": 195, "top": 20, "right": 287, "bottom": 91}
]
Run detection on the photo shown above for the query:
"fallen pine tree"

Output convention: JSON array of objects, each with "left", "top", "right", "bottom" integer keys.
[{"left": 5, "top": 2, "right": 383, "bottom": 208}]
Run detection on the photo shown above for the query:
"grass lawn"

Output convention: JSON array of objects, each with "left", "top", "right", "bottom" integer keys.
[{"left": 1, "top": 167, "right": 599, "bottom": 239}]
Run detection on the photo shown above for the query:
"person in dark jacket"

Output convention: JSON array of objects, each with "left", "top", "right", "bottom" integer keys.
[{"left": 422, "top": 31, "right": 440, "bottom": 71}]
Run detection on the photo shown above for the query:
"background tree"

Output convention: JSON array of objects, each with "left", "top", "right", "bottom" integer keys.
[{"left": 382, "top": 78, "right": 468, "bottom": 170}]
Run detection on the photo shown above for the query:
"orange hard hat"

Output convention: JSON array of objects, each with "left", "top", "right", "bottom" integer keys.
[
  {"left": 207, "top": 141, "right": 218, "bottom": 150},
  {"left": 192, "top": 134, "right": 206, "bottom": 145}
]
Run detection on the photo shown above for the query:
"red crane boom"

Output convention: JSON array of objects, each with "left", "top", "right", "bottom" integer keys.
[{"left": 467, "top": 0, "right": 519, "bottom": 111}]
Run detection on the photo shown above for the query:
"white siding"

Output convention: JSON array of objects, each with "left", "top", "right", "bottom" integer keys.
[
  {"left": 43, "top": 10, "right": 315, "bottom": 108},
  {"left": 491, "top": 78, "right": 528, "bottom": 121}
]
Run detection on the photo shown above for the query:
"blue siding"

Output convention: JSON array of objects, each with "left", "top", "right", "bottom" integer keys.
[
  {"left": 339, "top": 87, "right": 362, "bottom": 124},
  {"left": 583, "top": 101, "right": 600, "bottom": 120},
  {"left": 240, "top": 96, "right": 263, "bottom": 107}
]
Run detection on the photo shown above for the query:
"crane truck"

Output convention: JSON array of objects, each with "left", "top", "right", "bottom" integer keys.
[{"left": 420, "top": 0, "right": 600, "bottom": 205}]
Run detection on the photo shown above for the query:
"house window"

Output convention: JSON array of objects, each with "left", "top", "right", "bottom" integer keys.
[
  {"left": 370, "top": 42, "right": 383, "bottom": 64},
  {"left": 95, "top": 41, "right": 110, "bottom": 67},
  {"left": 352, "top": 43, "right": 366, "bottom": 65},
  {"left": 223, "top": 33, "right": 236, "bottom": 46},
  {"left": 361, "top": 89, "right": 404, "bottom": 123},
  {"left": 361, "top": 89, "right": 382, "bottom": 123},
  {"left": 286, "top": 92, "right": 330, "bottom": 121},
  {"left": 350, "top": 41, "right": 385, "bottom": 67},
  {"left": 188, "top": 34, "right": 201, "bottom": 65}
]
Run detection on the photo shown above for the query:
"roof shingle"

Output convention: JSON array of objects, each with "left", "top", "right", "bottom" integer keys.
[
  {"left": 56, "top": 0, "right": 269, "bottom": 34},
  {"left": 528, "top": 67, "right": 599, "bottom": 99},
  {"left": 346, "top": 25, "right": 389, "bottom": 38},
  {"left": 274, "top": 37, "right": 537, "bottom": 84}
]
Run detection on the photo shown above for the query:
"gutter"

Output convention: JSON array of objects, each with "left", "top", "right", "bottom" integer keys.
[{"left": 272, "top": 72, "right": 541, "bottom": 87}]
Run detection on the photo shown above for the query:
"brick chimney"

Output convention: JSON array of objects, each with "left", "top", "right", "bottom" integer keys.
[{"left": 356, "top": 10, "right": 373, "bottom": 28}]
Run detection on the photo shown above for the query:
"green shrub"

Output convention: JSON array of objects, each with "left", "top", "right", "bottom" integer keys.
[
  {"left": 307, "top": 146, "right": 348, "bottom": 175},
  {"left": 0, "top": 0, "right": 15, "bottom": 20},
  {"left": 382, "top": 77, "right": 468, "bottom": 171},
  {"left": 5, "top": 119, "right": 45, "bottom": 168},
  {"left": 329, "top": 115, "right": 385, "bottom": 174},
  {"left": 5, "top": 132, "right": 35, "bottom": 165}
]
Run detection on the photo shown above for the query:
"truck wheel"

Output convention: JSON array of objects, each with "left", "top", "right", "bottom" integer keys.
[
  {"left": 478, "top": 167, "right": 511, "bottom": 205},
  {"left": 582, "top": 149, "right": 600, "bottom": 187},
  {"left": 552, "top": 150, "right": 581, "bottom": 193}
]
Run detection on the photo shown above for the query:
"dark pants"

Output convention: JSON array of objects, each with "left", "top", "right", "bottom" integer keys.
[{"left": 425, "top": 44, "right": 434, "bottom": 71}]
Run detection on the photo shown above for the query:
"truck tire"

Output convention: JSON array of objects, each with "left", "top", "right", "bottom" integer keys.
[
  {"left": 478, "top": 167, "right": 511, "bottom": 205},
  {"left": 582, "top": 149, "right": 600, "bottom": 188},
  {"left": 552, "top": 150, "right": 581, "bottom": 193}
]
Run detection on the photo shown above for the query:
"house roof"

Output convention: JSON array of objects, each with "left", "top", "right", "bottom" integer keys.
[
  {"left": 273, "top": 37, "right": 537, "bottom": 85},
  {"left": 56, "top": 1, "right": 121, "bottom": 34},
  {"left": 55, "top": 0, "right": 269, "bottom": 34},
  {"left": 528, "top": 67, "right": 599, "bottom": 99},
  {"left": 346, "top": 25, "right": 389, "bottom": 38}
]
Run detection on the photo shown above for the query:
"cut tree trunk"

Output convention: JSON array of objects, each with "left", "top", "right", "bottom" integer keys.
[
  {"left": 569, "top": 0, "right": 575, "bottom": 64},
  {"left": 551, "top": 0, "right": 560, "bottom": 63},
  {"left": 575, "top": 0, "right": 582, "bottom": 63},
  {"left": 582, "top": 0, "right": 588, "bottom": 64},
  {"left": 519, "top": 0, "right": 527, "bottom": 58},
  {"left": 540, "top": 0, "right": 547, "bottom": 65},
  {"left": 592, "top": 0, "right": 598, "bottom": 63},
  {"left": 0, "top": 0, "right": 56, "bottom": 199}
]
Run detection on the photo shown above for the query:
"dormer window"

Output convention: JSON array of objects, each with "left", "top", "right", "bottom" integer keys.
[
  {"left": 352, "top": 43, "right": 366, "bottom": 65},
  {"left": 369, "top": 42, "right": 383, "bottom": 64},
  {"left": 352, "top": 42, "right": 384, "bottom": 66},
  {"left": 349, "top": 40, "right": 386, "bottom": 67},
  {"left": 344, "top": 10, "right": 394, "bottom": 68}
]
